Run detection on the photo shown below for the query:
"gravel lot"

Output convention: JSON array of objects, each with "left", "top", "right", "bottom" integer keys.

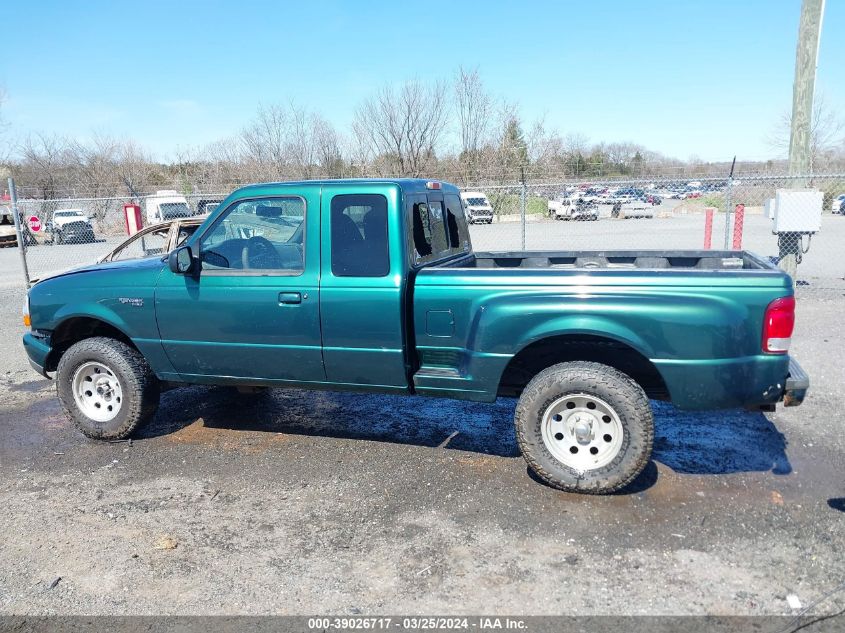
[{"left": 0, "top": 214, "right": 843, "bottom": 617}]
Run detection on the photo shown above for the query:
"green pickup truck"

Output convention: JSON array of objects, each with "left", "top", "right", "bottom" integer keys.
[{"left": 22, "top": 179, "right": 808, "bottom": 494}]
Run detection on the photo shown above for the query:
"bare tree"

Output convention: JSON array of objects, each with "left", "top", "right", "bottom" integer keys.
[
  {"left": 454, "top": 67, "right": 493, "bottom": 183},
  {"left": 286, "top": 104, "right": 316, "bottom": 179},
  {"left": 0, "top": 87, "right": 9, "bottom": 170},
  {"left": 353, "top": 80, "right": 449, "bottom": 177},
  {"left": 0, "top": 87, "right": 8, "bottom": 137},
  {"left": 240, "top": 103, "right": 289, "bottom": 178},
  {"left": 311, "top": 114, "right": 343, "bottom": 178},
  {"left": 116, "top": 140, "right": 158, "bottom": 198},
  {"left": 770, "top": 93, "right": 845, "bottom": 171},
  {"left": 489, "top": 101, "right": 527, "bottom": 183},
  {"left": 67, "top": 134, "right": 120, "bottom": 227},
  {"left": 18, "top": 133, "right": 69, "bottom": 199}
]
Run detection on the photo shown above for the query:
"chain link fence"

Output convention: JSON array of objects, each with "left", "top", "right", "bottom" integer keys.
[
  {"left": 466, "top": 174, "right": 845, "bottom": 293},
  {"left": 1, "top": 190, "right": 233, "bottom": 284},
  {"left": 2, "top": 175, "right": 843, "bottom": 293}
]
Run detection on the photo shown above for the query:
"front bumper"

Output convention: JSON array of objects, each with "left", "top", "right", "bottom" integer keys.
[
  {"left": 23, "top": 332, "right": 52, "bottom": 379},
  {"left": 783, "top": 357, "right": 809, "bottom": 406}
]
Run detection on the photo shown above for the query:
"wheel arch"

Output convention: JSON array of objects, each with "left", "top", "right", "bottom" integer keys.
[
  {"left": 46, "top": 316, "right": 139, "bottom": 372},
  {"left": 498, "top": 332, "right": 670, "bottom": 400}
]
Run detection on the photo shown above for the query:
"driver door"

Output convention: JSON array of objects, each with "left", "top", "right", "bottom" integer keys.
[{"left": 155, "top": 191, "right": 325, "bottom": 383}]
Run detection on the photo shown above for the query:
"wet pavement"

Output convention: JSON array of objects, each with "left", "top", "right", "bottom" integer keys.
[{"left": 0, "top": 288, "right": 843, "bottom": 616}]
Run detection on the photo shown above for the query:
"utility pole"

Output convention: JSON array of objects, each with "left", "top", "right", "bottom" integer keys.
[
  {"left": 780, "top": 0, "right": 825, "bottom": 279},
  {"left": 788, "top": 0, "right": 825, "bottom": 177}
]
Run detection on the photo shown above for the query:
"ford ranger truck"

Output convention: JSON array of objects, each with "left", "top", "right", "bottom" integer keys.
[{"left": 22, "top": 179, "right": 809, "bottom": 494}]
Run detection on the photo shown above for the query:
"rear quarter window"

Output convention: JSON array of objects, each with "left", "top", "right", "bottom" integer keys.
[{"left": 331, "top": 194, "right": 389, "bottom": 277}]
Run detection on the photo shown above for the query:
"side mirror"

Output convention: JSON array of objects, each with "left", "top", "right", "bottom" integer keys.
[{"left": 169, "top": 245, "right": 195, "bottom": 274}]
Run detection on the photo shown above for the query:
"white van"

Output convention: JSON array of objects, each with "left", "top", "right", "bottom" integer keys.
[
  {"left": 144, "top": 190, "right": 192, "bottom": 224},
  {"left": 460, "top": 191, "right": 494, "bottom": 224}
]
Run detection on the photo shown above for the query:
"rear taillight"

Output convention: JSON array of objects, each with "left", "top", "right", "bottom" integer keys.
[{"left": 762, "top": 296, "right": 795, "bottom": 353}]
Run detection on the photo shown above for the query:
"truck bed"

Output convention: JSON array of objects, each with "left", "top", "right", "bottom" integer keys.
[
  {"left": 445, "top": 250, "right": 775, "bottom": 271},
  {"left": 413, "top": 248, "right": 793, "bottom": 409}
]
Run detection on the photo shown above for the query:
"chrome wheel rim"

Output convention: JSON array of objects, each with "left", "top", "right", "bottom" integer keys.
[
  {"left": 72, "top": 361, "right": 123, "bottom": 422},
  {"left": 541, "top": 393, "right": 624, "bottom": 471}
]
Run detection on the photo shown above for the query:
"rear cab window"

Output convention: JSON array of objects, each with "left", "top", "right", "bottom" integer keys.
[{"left": 409, "top": 190, "right": 471, "bottom": 266}]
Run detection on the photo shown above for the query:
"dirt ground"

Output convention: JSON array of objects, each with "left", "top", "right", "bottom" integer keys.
[{"left": 0, "top": 285, "right": 843, "bottom": 617}]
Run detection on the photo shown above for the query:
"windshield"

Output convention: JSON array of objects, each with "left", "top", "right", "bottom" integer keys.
[
  {"left": 56, "top": 211, "right": 83, "bottom": 217},
  {"left": 159, "top": 203, "right": 191, "bottom": 219},
  {"left": 464, "top": 197, "right": 488, "bottom": 207}
]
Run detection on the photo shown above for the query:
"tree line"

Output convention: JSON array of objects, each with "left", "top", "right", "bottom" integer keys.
[{"left": 1, "top": 68, "right": 843, "bottom": 200}]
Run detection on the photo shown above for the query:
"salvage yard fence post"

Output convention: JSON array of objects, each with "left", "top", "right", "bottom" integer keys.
[
  {"left": 722, "top": 177, "right": 733, "bottom": 250},
  {"left": 9, "top": 178, "right": 32, "bottom": 289},
  {"left": 520, "top": 178, "right": 526, "bottom": 250}
]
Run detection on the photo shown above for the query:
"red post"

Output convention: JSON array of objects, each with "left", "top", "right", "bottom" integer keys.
[
  {"left": 123, "top": 203, "right": 142, "bottom": 236},
  {"left": 732, "top": 203, "right": 745, "bottom": 250},
  {"left": 703, "top": 208, "right": 714, "bottom": 249}
]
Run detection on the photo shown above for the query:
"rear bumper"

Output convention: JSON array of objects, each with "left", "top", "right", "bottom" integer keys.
[
  {"left": 653, "top": 354, "right": 807, "bottom": 410},
  {"left": 783, "top": 357, "right": 809, "bottom": 406}
]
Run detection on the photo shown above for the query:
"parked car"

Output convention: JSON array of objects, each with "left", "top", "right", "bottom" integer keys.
[
  {"left": 49, "top": 219, "right": 96, "bottom": 245},
  {"left": 22, "top": 179, "right": 808, "bottom": 495},
  {"left": 839, "top": 199, "right": 845, "bottom": 215},
  {"left": 611, "top": 199, "right": 654, "bottom": 219},
  {"left": 611, "top": 187, "right": 646, "bottom": 204},
  {"left": 580, "top": 187, "right": 607, "bottom": 204},
  {"left": 98, "top": 216, "right": 207, "bottom": 263},
  {"left": 830, "top": 193, "right": 845, "bottom": 212},
  {"left": 460, "top": 191, "right": 494, "bottom": 224}
]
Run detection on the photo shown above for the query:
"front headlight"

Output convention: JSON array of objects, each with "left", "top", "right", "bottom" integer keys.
[{"left": 23, "top": 292, "right": 31, "bottom": 327}]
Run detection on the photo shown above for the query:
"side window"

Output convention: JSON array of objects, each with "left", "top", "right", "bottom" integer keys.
[
  {"left": 199, "top": 197, "right": 305, "bottom": 273},
  {"left": 444, "top": 194, "right": 471, "bottom": 252},
  {"left": 331, "top": 194, "right": 389, "bottom": 277}
]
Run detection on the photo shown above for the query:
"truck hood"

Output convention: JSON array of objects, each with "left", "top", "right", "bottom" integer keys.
[{"left": 32, "top": 256, "right": 166, "bottom": 285}]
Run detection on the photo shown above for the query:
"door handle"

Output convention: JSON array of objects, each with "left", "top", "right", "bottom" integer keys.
[{"left": 278, "top": 292, "right": 302, "bottom": 305}]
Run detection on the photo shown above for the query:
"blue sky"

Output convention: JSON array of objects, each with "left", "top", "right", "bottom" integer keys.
[{"left": 1, "top": 0, "right": 842, "bottom": 162}]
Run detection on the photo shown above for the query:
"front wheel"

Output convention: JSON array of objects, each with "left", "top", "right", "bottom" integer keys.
[
  {"left": 57, "top": 337, "right": 160, "bottom": 440},
  {"left": 514, "top": 361, "right": 653, "bottom": 494}
]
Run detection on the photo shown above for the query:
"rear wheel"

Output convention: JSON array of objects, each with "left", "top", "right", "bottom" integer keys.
[
  {"left": 57, "top": 337, "right": 160, "bottom": 440},
  {"left": 514, "top": 361, "right": 653, "bottom": 494}
]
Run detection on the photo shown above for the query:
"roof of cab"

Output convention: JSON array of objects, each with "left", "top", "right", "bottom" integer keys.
[{"left": 236, "top": 178, "right": 461, "bottom": 195}]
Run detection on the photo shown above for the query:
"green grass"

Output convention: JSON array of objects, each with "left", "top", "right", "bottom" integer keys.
[{"left": 487, "top": 193, "right": 549, "bottom": 216}]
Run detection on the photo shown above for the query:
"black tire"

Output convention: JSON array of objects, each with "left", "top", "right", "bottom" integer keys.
[
  {"left": 56, "top": 337, "right": 160, "bottom": 440},
  {"left": 514, "top": 361, "right": 653, "bottom": 494}
]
